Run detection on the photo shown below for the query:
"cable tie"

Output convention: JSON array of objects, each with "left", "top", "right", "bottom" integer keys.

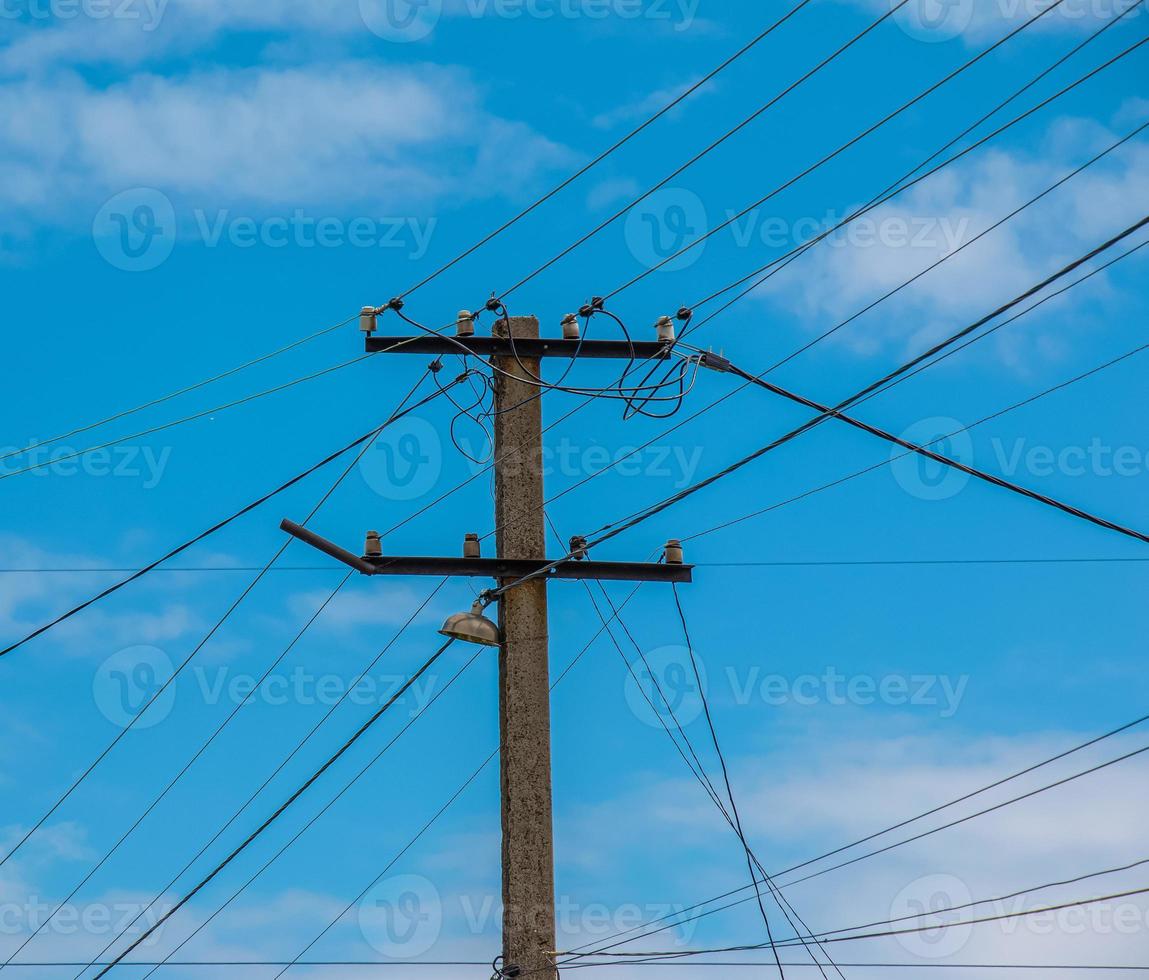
[
  {"left": 485, "top": 296, "right": 503, "bottom": 313},
  {"left": 384, "top": 297, "right": 404, "bottom": 313}
]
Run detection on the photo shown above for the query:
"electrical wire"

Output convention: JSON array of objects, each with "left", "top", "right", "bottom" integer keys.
[
  {"left": 477, "top": 214, "right": 1149, "bottom": 607},
  {"left": 692, "top": 349, "right": 1149, "bottom": 549},
  {"left": 497, "top": 0, "right": 919, "bottom": 301},
  {"left": 540, "top": 514, "right": 837, "bottom": 980},
  {"left": 207, "top": 581, "right": 651, "bottom": 980},
  {"left": 0, "top": 316, "right": 357, "bottom": 466},
  {"left": 573, "top": 885, "right": 1149, "bottom": 965},
  {"left": 9, "top": 4, "right": 819, "bottom": 465},
  {"left": 65, "top": 578, "right": 450, "bottom": 980},
  {"left": 0, "top": 370, "right": 459, "bottom": 661},
  {"left": 395, "top": 0, "right": 816, "bottom": 300},
  {"left": 683, "top": 249, "right": 1149, "bottom": 545},
  {"left": 562, "top": 708, "right": 1149, "bottom": 959},
  {"left": 685, "top": 116, "right": 1149, "bottom": 372},
  {"left": 611, "top": 26, "right": 1149, "bottom": 306},
  {"left": 0, "top": 571, "right": 356, "bottom": 972},
  {"left": 89, "top": 637, "right": 460, "bottom": 979},
  {"left": 678, "top": 0, "right": 1144, "bottom": 340},
  {"left": 0, "top": 369, "right": 458, "bottom": 876}
]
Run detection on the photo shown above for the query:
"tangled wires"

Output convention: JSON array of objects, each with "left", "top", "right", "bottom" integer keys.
[{"left": 377, "top": 296, "right": 700, "bottom": 454}]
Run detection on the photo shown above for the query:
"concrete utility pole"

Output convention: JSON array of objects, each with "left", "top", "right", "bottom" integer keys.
[
  {"left": 285, "top": 303, "right": 695, "bottom": 980},
  {"left": 491, "top": 315, "right": 557, "bottom": 979}
]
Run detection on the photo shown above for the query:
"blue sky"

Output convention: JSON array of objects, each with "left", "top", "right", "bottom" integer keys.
[{"left": 2, "top": 1, "right": 1149, "bottom": 977}]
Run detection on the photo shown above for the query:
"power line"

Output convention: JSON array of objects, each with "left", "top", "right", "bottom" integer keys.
[
  {"left": 90, "top": 637, "right": 460, "bottom": 979},
  {"left": 0, "top": 315, "right": 356, "bottom": 466},
  {"left": 7, "top": 7, "right": 812, "bottom": 465},
  {"left": 585, "top": 885, "right": 1149, "bottom": 964},
  {"left": 642, "top": 30, "right": 1149, "bottom": 309},
  {"left": 581, "top": 743, "right": 1149, "bottom": 960},
  {"left": 397, "top": 0, "right": 815, "bottom": 299},
  {"left": 166, "top": 580, "right": 653, "bottom": 980},
  {"left": 550, "top": 524, "right": 838, "bottom": 980},
  {"left": 0, "top": 370, "right": 454, "bottom": 881},
  {"left": 497, "top": 0, "right": 920, "bottom": 301},
  {"left": 700, "top": 349, "right": 1149, "bottom": 551},
  {"left": 684, "top": 290, "right": 1149, "bottom": 546},
  {"left": 0, "top": 572, "right": 355, "bottom": 972},
  {"left": 484, "top": 215, "right": 1149, "bottom": 604},
  {"left": 563, "top": 710, "right": 1149, "bottom": 958},
  {"left": 0, "top": 369, "right": 462, "bottom": 660},
  {"left": 675, "top": 0, "right": 1144, "bottom": 333}
]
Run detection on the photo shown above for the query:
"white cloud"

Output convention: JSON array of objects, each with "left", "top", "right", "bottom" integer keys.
[
  {"left": 587, "top": 176, "right": 642, "bottom": 211},
  {"left": 838, "top": 0, "right": 1148, "bottom": 46},
  {"left": 746, "top": 112, "right": 1149, "bottom": 371},
  {"left": 548, "top": 718, "right": 1149, "bottom": 979},
  {"left": 285, "top": 582, "right": 450, "bottom": 632},
  {"left": 0, "top": 63, "right": 574, "bottom": 229},
  {"left": 591, "top": 75, "right": 712, "bottom": 130}
]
